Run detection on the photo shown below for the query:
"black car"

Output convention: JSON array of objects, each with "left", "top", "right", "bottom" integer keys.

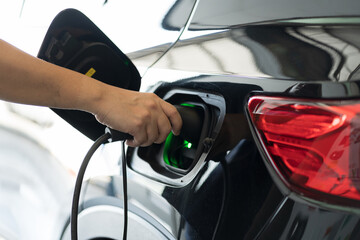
[{"left": 37, "top": 0, "right": 360, "bottom": 239}]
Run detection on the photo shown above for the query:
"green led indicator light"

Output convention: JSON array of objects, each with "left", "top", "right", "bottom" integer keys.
[
  {"left": 184, "top": 140, "right": 192, "bottom": 149},
  {"left": 163, "top": 132, "right": 194, "bottom": 169}
]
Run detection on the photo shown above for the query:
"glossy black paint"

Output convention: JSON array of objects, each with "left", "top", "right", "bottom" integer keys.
[
  {"left": 79, "top": 138, "right": 277, "bottom": 239},
  {"left": 258, "top": 199, "right": 360, "bottom": 240},
  {"left": 132, "top": 23, "right": 360, "bottom": 83},
  {"left": 133, "top": 17, "right": 360, "bottom": 240}
]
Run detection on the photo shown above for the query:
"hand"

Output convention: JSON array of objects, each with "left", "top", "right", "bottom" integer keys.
[{"left": 93, "top": 86, "right": 182, "bottom": 147}]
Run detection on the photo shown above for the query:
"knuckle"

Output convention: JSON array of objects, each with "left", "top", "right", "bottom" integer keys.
[
  {"left": 131, "top": 119, "right": 143, "bottom": 132},
  {"left": 168, "top": 106, "right": 179, "bottom": 117},
  {"left": 147, "top": 102, "right": 157, "bottom": 111},
  {"left": 140, "top": 110, "right": 152, "bottom": 122},
  {"left": 145, "top": 98, "right": 158, "bottom": 109}
]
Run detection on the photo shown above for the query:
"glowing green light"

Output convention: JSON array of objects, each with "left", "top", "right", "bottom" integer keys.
[
  {"left": 181, "top": 103, "right": 196, "bottom": 108},
  {"left": 184, "top": 140, "right": 192, "bottom": 149},
  {"left": 163, "top": 133, "right": 194, "bottom": 170},
  {"left": 163, "top": 133, "right": 173, "bottom": 166}
]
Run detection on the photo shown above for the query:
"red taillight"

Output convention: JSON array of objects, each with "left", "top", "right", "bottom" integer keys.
[{"left": 247, "top": 96, "right": 360, "bottom": 204}]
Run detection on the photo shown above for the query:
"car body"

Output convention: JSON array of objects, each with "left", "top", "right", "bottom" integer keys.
[{"left": 36, "top": 0, "right": 360, "bottom": 239}]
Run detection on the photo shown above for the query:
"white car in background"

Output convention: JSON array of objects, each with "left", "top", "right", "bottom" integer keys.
[{"left": 0, "top": 102, "right": 73, "bottom": 239}]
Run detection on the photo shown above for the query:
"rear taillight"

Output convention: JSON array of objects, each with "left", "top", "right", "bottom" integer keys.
[{"left": 247, "top": 95, "right": 360, "bottom": 205}]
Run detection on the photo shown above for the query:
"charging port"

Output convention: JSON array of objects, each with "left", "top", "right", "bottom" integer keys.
[
  {"left": 128, "top": 89, "right": 226, "bottom": 186},
  {"left": 163, "top": 104, "right": 205, "bottom": 173}
]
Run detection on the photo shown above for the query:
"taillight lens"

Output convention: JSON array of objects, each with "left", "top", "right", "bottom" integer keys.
[{"left": 247, "top": 96, "right": 360, "bottom": 204}]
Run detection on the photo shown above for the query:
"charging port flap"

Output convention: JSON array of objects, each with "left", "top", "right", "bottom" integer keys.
[{"left": 37, "top": 9, "right": 141, "bottom": 141}]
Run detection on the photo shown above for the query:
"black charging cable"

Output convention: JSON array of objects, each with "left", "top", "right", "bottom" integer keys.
[
  {"left": 71, "top": 128, "right": 131, "bottom": 240},
  {"left": 120, "top": 140, "right": 128, "bottom": 240}
]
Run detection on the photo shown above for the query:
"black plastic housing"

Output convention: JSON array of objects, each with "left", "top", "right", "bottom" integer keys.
[{"left": 38, "top": 9, "right": 141, "bottom": 140}]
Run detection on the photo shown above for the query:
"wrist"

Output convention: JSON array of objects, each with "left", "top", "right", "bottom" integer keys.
[
  {"left": 79, "top": 77, "right": 131, "bottom": 117},
  {"left": 75, "top": 75, "right": 109, "bottom": 114}
]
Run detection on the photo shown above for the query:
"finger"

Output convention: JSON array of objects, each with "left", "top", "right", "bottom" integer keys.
[
  {"left": 126, "top": 132, "right": 147, "bottom": 147},
  {"left": 143, "top": 118, "right": 159, "bottom": 146},
  {"left": 154, "top": 114, "right": 172, "bottom": 144},
  {"left": 127, "top": 123, "right": 148, "bottom": 147},
  {"left": 126, "top": 139, "right": 138, "bottom": 147},
  {"left": 160, "top": 101, "right": 182, "bottom": 136}
]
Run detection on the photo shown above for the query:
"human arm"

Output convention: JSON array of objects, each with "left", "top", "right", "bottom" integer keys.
[{"left": 0, "top": 39, "right": 182, "bottom": 147}]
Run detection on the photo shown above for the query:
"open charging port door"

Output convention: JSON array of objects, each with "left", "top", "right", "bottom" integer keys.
[
  {"left": 129, "top": 89, "right": 226, "bottom": 186},
  {"left": 37, "top": 8, "right": 141, "bottom": 140}
]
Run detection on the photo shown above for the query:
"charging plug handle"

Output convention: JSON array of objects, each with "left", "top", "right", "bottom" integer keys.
[
  {"left": 105, "top": 128, "right": 132, "bottom": 142},
  {"left": 105, "top": 104, "right": 203, "bottom": 143},
  {"left": 175, "top": 105, "right": 204, "bottom": 144}
]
